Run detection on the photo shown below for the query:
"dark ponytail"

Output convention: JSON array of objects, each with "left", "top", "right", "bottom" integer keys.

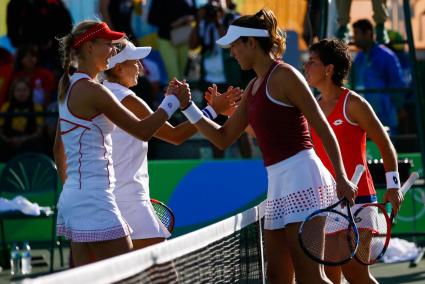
[{"left": 232, "top": 8, "right": 286, "bottom": 59}]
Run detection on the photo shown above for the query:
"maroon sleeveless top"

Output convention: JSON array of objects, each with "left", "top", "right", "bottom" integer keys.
[{"left": 247, "top": 61, "right": 313, "bottom": 166}]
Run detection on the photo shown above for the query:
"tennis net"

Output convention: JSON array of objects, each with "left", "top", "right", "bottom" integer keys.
[{"left": 23, "top": 203, "right": 265, "bottom": 284}]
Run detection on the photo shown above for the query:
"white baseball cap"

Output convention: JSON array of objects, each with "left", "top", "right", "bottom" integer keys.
[
  {"left": 108, "top": 41, "right": 151, "bottom": 69},
  {"left": 216, "top": 25, "right": 269, "bottom": 48}
]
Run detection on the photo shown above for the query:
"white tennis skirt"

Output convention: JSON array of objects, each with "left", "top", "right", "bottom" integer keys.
[
  {"left": 117, "top": 199, "right": 171, "bottom": 240},
  {"left": 56, "top": 188, "right": 132, "bottom": 242},
  {"left": 264, "top": 149, "right": 337, "bottom": 230}
]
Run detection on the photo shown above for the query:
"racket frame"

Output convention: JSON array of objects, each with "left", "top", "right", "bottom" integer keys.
[
  {"left": 298, "top": 164, "right": 365, "bottom": 265},
  {"left": 150, "top": 198, "right": 175, "bottom": 234},
  {"left": 299, "top": 198, "right": 360, "bottom": 266},
  {"left": 352, "top": 171, "right": 419, "bottom": 265}
]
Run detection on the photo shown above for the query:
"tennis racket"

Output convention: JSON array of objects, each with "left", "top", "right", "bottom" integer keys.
[
  {"left": 151, "top": 198, "right": 175, "bottom": 234},
  {"left": 353, "top": 171, "right": 419, "bottom": 265},
  {"left": 298, "top": 164, "right": 365, "bottom": 266}
]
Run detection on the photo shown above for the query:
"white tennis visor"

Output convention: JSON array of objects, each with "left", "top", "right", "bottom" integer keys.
[
  {"left": 108, "top": 41, "right": 152, "bottom": 69},
  {"left": 216, "top": 25, "right": 269, "bottom": 48}
]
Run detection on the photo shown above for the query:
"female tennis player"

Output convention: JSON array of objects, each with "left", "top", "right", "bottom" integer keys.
[
  {"left": 305, "top": 38, "right": 404, "bottom": 284},
  {"left": 177, "top": 8, "right": 357, "bottom": 283},
  {"left": 103, "top": 39, "right": 240, "bottom": 249},
  {"left": 53, "top": 20, "right": 190, "bottom": 266}
]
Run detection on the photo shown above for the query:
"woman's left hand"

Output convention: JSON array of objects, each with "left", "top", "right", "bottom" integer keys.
[
  {"left": 383, "top": 188, "right": 404, "bottom": 215},
  {"left": 205, "top": 84, "right": 242, "bottom": 117}
]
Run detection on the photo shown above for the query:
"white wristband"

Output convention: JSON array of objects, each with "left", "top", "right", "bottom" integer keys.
[
  {"left": 385, "top": 171, "right": 401, "bottom": 189},
  {"left": 202, "top": 105, "right": 218, "bottom": 120},
  {"left": 158, "top": 95, "right": 180, "bottom": 119},
  {"left": 182, "top": 102, "right": 203, "bottom": 124}
]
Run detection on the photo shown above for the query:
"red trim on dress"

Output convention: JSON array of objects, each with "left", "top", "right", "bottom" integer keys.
[
  {"left": 60, "top": 118, "right": 90, "bottom": 129},
  {"left": 78, "top": 129, "right": 88, "bottom": 190},
  {"left": 60, "top": 125, "right": 79, "bottom": 135},
  {"left": 92, "top": 123, "right": 112, "bottom": 189}
]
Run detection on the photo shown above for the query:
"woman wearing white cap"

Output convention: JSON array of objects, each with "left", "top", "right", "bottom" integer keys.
[
  {"left": 53, "top": 20, "right": 190, "bottom": 266},
  {"left": 102, "top": 39, "right": 241, "bottom": 249},
  {"left": 178, "top": 8, "right": 357, "bottom": 283}
]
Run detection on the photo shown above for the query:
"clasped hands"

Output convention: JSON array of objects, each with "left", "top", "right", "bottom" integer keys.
[{"left": 166, "top": 78, "right": 243, "bottom": 115}]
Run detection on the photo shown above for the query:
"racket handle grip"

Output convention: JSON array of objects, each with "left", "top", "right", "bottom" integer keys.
[
  {"left": 400, "top": 172, "right": 419, "bottom": 195},
  {"left": 351, "top": 164, "right": 365, "bottom": 185}
]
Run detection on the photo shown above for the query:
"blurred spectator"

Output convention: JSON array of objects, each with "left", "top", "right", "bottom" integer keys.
[
  {"left": 189, "top": 0, "right": 253, "bottom": 158},
  {"left": 350, "top": 19, "right": 405, "bottom": 135},
  {"left": 0, "top": 47, "right": 13, "bottom": 107},
  {"left": 336, "top": 0, "right": 389, "bottom": 44},
  {"left": 148, "top": 0, "right": 196, "bottom": 80},
  {"left": 6, "top": 0, "right": 72, "bottom": 73},
  {"left": 386, "top": 30, "right": 415, "bottom": 134},
  {"left": 303, "top": 0, "right": 321, "bottom": 46},
  {"left": 12, "top": 44, "right": 56, "bottom": 107},
  {"left": 99, "top": 0, "right": 137, "bottom": 42},
  {"left": 0, "top": 78, "right": 44, "bottom": 162}
]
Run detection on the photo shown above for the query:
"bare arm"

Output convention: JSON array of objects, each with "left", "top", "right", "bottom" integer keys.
[
  {"left": 347, "top": 93, "right": 403, "bottom": 212},
  {"left": 68, "top": 80, "right": 186, "bottom": 142},
  {"left": 269, "top": 65, "right": 356, "bottom": 203},
  {"left": 348, "top": 94, "right": 397, "bottom": 172},
  {"left": 53, "top": 123, "right": 67, "bottom": 185},
  {"left": 121, "top": 94, "right": 197, "bottom": 144},
  {"left": 190, "top": 91, "right": 250, "bottom": 150}
]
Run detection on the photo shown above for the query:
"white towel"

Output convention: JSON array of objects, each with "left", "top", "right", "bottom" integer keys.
[
  {"left": 0, "top": 196, "right": 41, "bottom": 216},
  {"left": 383, "top": 238, "right": 421, "bottom": 263}
]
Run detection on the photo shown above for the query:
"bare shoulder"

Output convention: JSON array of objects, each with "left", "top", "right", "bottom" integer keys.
[
  {"left": 269, "top": 63, "right": 306, "bottom": 89},
  {"left": 72, "top": 79, "right": 108, "bottom": 97},
  {"left": 346, "top": 90, "right": 370, "bottom": 110},
  {"left": 346, "top": 90, "right": 374, "bottom": 121}
]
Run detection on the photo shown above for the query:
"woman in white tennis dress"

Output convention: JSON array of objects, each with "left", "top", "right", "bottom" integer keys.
[
  {"left": 53, "top": 21, "right": 189, "bottom": 266},
  {"left": 103, "top": 39, "right": 240, "bottom": 249}
]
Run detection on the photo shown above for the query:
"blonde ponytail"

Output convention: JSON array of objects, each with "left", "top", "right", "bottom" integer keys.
[
  {"left": 57, "top": 20, "right": 102, "bottom": 102},
  {"left": 57, "top": 34, "right": 73, "bottom": 102}
]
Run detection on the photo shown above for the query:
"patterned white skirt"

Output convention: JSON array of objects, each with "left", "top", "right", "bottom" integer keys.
[
  {"left": 264, "top": 149, "right": 337, "bottom": 230},
  {"left": 117, "top": 199, "right": 171, "bottom": 240},
  {"left": 56, "top": 188, "right": 132, "bottom": 242}
]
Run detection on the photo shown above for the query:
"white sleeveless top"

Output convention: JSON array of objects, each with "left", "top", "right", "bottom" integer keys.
[
  {"left": 103, "top": 81, "right": 150, "bottom": 201},
  {"left": 59, "top": 73, "right": 116, "bottom": 191}
]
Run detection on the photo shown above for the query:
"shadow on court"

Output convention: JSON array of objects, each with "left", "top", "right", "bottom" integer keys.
[{"left": 372, "top": 259, "right": 425, "bottom": 284}]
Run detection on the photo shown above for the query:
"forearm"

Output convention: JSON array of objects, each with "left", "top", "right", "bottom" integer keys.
[
  {"left": 156, "top": 121, "right": 197, "bottom": 145},
  {"left": 378, "top": 139, "right": 398, "bottom": 172},
  {"left": 194, "top": 118, "right": 233, "bottom": 150},
  {"left": 53, "top": 132, "right": 67, "bottom": 185},
  {"left": 128, "top": 109, "right": 169, "bottom": 141}
]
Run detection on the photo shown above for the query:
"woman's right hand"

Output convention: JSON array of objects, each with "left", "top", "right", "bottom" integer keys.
[
  {"left": 167, "top": 78, "right": 191, "bottom": 109},
  {"left": 336, "top": 175, "right": 358, "bottom": 206}
]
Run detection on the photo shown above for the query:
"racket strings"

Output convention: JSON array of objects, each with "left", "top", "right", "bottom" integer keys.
[
  {"left": 354, "top": 206, "right": 390, "bottom": 264},
  {"left": 300, "top": 211, "right": 358, "bottom": 264},
  {"left": 152, "top": 202, "right": 173, "bottom": 231}
]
